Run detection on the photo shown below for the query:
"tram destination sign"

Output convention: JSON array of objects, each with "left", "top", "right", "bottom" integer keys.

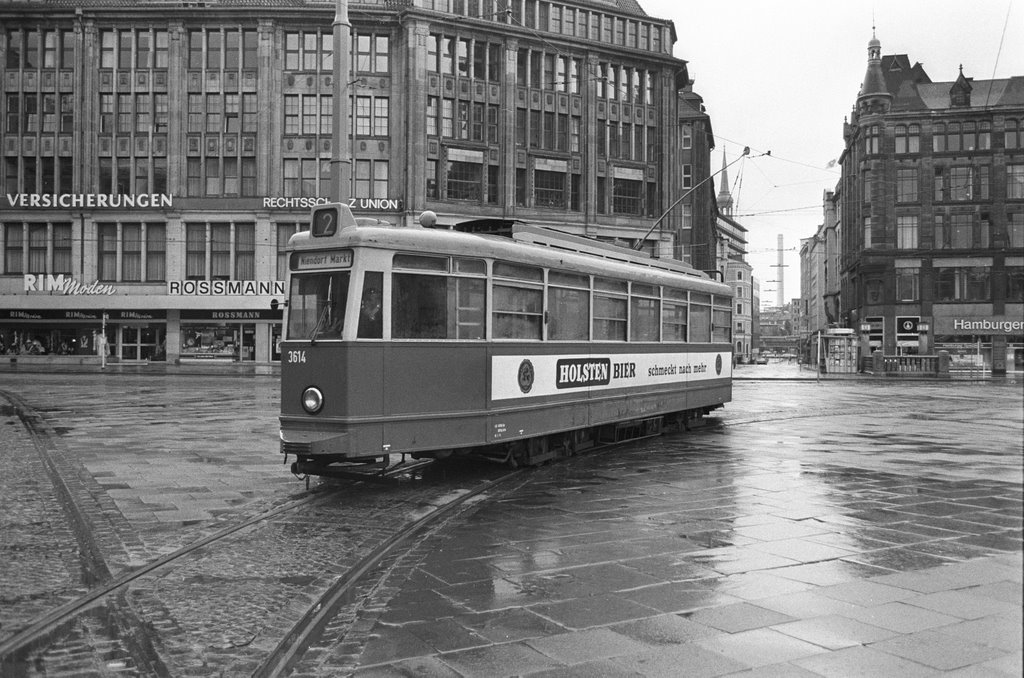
[{"left": 291, "top": 249, "right": 354, "bottom": 270}]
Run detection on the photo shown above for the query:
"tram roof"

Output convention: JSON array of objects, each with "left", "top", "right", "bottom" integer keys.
[{"left": 288, "top": 220, "right": 730, "bottom": 295}]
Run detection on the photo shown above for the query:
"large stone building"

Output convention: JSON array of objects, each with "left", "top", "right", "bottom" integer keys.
[
  {"left": 836, "top": 31, "right": 1024, "bottom": 373},
  {"left": 1, "top": 0, "right": 715, "bottom": 366},
  {"left": 798, "top": 189, "right": 843, "bottom": 364}
]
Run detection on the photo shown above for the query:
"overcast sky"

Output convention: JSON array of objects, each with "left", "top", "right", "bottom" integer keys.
[{"left": 639, "top": 0, "right": 1023, "bottom": 306}]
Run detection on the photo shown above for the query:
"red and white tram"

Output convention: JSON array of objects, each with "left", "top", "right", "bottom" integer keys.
[{"left": 279, "top": 203, "right": 733, "bottom": 479}]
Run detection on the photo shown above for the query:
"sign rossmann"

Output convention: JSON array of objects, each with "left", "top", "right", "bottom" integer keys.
[{"left": 167, "top": 280, "right": 285, "bottom": 296}]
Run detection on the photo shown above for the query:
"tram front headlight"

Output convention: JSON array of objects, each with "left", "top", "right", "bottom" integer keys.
[{"left": 301, "top": 386, "right": 324, "bottom": 414}]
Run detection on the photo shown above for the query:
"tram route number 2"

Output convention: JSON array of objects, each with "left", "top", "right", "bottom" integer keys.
[{"left": 287, "top": 350, "right": 307, "bottom": 363}]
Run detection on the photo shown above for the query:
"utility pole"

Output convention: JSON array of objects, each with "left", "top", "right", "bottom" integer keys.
[{"left": 330, "top": 0, "right": 352, "bottom": 202}]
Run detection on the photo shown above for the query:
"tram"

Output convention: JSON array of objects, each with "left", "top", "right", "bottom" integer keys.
[{"left": 279, "top": 202, "right": 733, "bottom": 479}]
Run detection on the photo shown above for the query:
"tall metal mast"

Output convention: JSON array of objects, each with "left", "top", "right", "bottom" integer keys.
[{"left": 330, "top": 0, "right": 352, "bottom": 202}]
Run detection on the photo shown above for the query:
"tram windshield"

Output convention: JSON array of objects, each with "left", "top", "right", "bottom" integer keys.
[{"left": 287, "top": 272, "right": 350, "bottom": 340}]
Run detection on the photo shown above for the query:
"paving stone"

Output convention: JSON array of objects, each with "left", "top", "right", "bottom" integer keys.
[
  {"left": 610, "top": 641, "right": 749, "bottom": 678},
  {"left": 793, "top": 644, "right": 939, "bottom": 677},
  {"left": 903, "top": 588, "right": 1023, "bottom": 620},
  {"left": 771, "top": 614, "right": 899, "bottom": 649},
  {"left": 683, "top": 602, "right": 796, "bottom": 633},
  {"left": 817, "top": 579, "right": 919, "bottom": 606},
  {"left": 525, "top": 627, "right": 648, "bottom": 665},
  {"left": 841, "top": 601, "right": 960, "bottom": 633},
  {"left": 869, "top": 627, "right": 1006, "bottom": 670}
]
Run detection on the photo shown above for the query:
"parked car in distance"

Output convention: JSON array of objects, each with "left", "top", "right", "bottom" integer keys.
[{"left": 755, "top": 355, "right": 769, "bottom": 365}]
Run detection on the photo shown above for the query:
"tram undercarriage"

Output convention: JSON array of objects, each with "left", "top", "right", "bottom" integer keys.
[{"left": 284, "top": 404, "right": 722, "bottom": 484}]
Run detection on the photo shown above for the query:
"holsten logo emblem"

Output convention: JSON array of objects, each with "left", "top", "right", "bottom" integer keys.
[
  {"left": 517, "top": 359, "right": 535, "bottom": 394},
  {"left": 556, "top": 358, "right": 611, "bottom": 389}
]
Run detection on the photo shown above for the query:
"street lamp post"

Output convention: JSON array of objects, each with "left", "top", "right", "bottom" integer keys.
[{"left": 101, "top": 312, "right": 108, "bottom": 369}]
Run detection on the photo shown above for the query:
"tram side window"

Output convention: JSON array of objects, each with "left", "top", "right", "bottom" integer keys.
[
  {"left": 593, "top": 277, "right": 627, "bottom": 341},
  {"left": 630, "top": 283, "right": 660, "bottom": 341},
  {"left": 493, "top": 261, "right": 543, "bottom": 340},
  {"left": 391, "top": 255, "right": 486, "bottom": 340},
  {"left": 548, "top": 271, "right": 590, "bottom": 340},
  {"left": 287, "top": 272, "right": 349, "bottom": 340},
  {"left": 689, "top": 292, "right": 711, "bottom": 343},
  {"left": 455, "top": 277, "right": 486, "bottom": 339},
  {"left": 662, "top": 288, "right": 688, "bottom": 342},
  {"left": 393, "top": 273, "right": 447, "bottom": 338},
  {"left": 712, "top": 306, "right": 732, "bottom": 343}
]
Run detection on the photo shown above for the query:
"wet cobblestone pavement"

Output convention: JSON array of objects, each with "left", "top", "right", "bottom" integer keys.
[{"left": 1, "top": 368, "right": 1021, "bottom": 676}]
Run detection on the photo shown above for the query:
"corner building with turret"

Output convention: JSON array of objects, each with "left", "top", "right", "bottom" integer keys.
[
  {"left": 838, "top": 32, "right": 1024, "bottom": 373},
  {"left": 1, "top": 0, "right": 703, "bottom": 367}
]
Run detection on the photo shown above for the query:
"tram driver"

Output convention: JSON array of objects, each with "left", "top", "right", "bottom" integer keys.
[{"left": 357, "top": 274, "right": 384, "bottom": 339}]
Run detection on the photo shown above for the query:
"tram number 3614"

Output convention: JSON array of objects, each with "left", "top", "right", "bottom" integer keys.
[{"left": 287, "top": 350, "right": 307, "bottom": 364}]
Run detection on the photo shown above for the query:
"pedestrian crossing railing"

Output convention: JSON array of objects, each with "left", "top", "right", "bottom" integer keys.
[{"left": 867, "top": 351, "right": 952, "bottom": 377}]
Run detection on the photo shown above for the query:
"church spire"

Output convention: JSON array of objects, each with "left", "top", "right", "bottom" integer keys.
[{"left": 717, "top": 149, "right": 733, "bottom": 216}]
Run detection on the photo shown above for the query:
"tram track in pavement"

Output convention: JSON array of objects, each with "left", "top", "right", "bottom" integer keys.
[{"left": 0, "top": 389, "right": 340, "bottom": 674}]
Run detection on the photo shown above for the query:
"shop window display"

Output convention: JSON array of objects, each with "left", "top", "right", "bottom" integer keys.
[
  {"left": 0, "top": 327, "right": 101, "bottom": 356},
  {"left": 181, "top": 323, "right": 255, "bottom": 360}
]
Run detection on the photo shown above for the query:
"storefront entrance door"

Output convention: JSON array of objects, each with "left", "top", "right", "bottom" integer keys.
[{"left": 120, "top": 325, "right": 166, "bottom": 361}]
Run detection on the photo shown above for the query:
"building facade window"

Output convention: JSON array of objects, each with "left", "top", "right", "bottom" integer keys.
[
  {"left": 949, "top": 166, "right": 973, "bottom": 201},
  {"left": 935, "top": 266, "right": 991, "bottom": 302},
  {"left": 1007, "top": 267, "right": 1024, "bottom": 302},
  {"left": 865, "top": 124, "right": 880, "bottom": 155},
  {"left": 935, "top": 213, "right": 987, "bottom": 249},
  {"left": 896, "top": 268, "right": 919, "bottom": 301},
  {"left": 184, "top": 221, "right": 254, "bottom": 281},
  {"left": 284, "top": 30, "right": 332, "bottom": 71},
  {"left": 354, "top": 96, "right": 388, "bottom": 136},
  {"left": 896, "top": 168, "right": 918, "bottom": 202},
  {"left": 894, "top": 124, "right": 920, "bottom": 154},
  {"left": 534, "top": 169, "right": 566, "bottom": 208},
  {"left": 612, "top": 178, "right": 642, "bottom": 215},
  {"left": 354, "top": 159, "right": 389, "bottom": 199},
  {"left": 7, "top": 28, "right": 76, "bottom": 69},
  {"left": 3, "top": 222, "right": 72, "bottom": 275},
  {"left": 284, "top": 94, "right": 331, "bottom": 136},
  {"left": 897, "top": 215, "right": 918, "bottom": 249},
  {"left": 1005, "top": 119, "right": 1021, "bottom": 149},
  {"left": 1008, "top": 213, "right": 1024, "bottom": 248},
  {"left": 282, "top": 158, "right": 329, "bottom": 198},
  {"left": 447, "top": 160, "right": 482, "bottom": 201},
  {"left": 354, "top": 34, "right": 389, "bottom": 73},
  {"left": 95, "top": 222, "right": 165, "bottom": 282},
  {"left": 933, "top": 123, "right": 946, "bottom": 152},
  {"left": 1008, "top": 164, "right": 1024, "bottom": 200}
]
